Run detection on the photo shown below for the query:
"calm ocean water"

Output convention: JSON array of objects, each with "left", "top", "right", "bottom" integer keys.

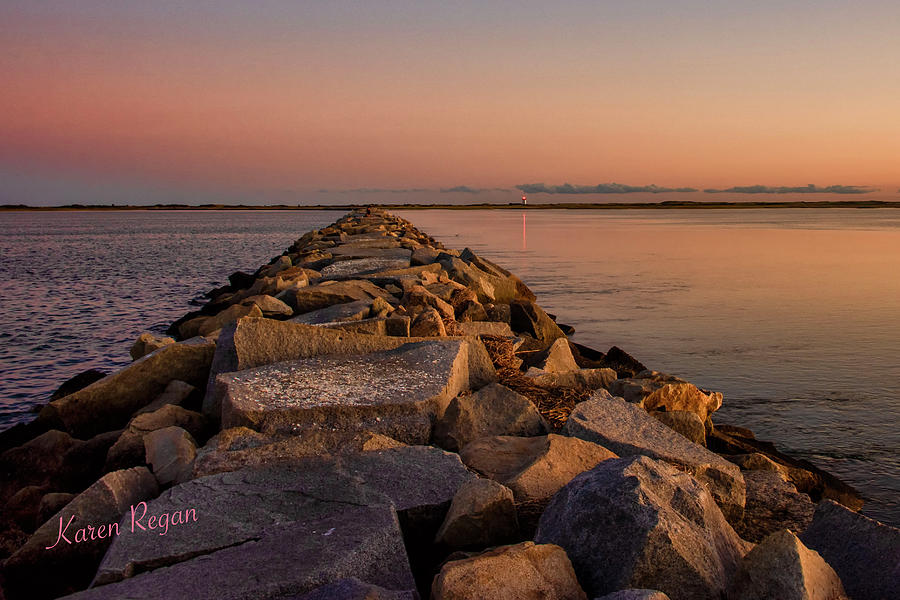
[{"left": 1, "top": 208, "right": 898, "bottom": 526}]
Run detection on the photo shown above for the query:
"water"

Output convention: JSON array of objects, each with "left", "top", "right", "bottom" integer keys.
[
  {"left": 397, "top": 208, "right": 900, "bottom": 526},
  {"left": 1, "top": 208, "right": 897, "bottom": 526},
  {"left": 0, "top": 210, "right": 342, "bottom": 423}
]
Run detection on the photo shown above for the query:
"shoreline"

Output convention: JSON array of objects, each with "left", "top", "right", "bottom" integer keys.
[
  {"left": 3, "top": 200, "right": 900, "bottom": 211},
  {"left": 0, "top": 208, "right": 895, "bottom": 600}
]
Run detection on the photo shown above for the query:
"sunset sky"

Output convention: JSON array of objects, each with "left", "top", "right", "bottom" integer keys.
[{"left": 2, "top": 1, "right": 899, "bottom": 205}]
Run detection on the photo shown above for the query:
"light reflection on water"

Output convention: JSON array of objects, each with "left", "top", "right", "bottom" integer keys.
[{"left": 397, "top": 208, "right": 900, "bottom": 526}]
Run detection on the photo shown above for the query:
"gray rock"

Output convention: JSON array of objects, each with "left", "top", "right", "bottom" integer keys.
[
  {"left": 39, "top": 337, "right": 216, "bottom": 438},
  {"left": 290, "top": 299, "right": 373, "bottom": 324},
  {"left": 329, "top": 246, "right": 412, "bottom": 261},
  {"left": 509, "top": 300, "right": 567, "bottom": 347},
  {"left": 289, "top": 279, "right": 392, "bottom": 314},
  {"left": 3, "top": 468, "right": 159, "bottom": 599},
  {"left": 72, "top": 503, "right": 415, "bottom": 600},
  {"left": 130, "top": 333, "right": 175, "bottom": 361},
  {"left": 736, "top": 470, "right": 815, "bottom": 543},
  {"left": 144, "top": 426, "right": 197, "bottom": 487},
  {"left": 800, "top": 500, "right": 900, "bottom": 600},
  {"left": 215, "top": 339, "right": 495, "bottom": 442},
  {"left": 727, "top": 529, "right": 848, "bottom": 600},
  {"left": 433, "top": 383, "right": 548, "bottom": 452},
  {"left": 566, "top": 394, "right": 745, "bottom": 521},
  {"left": 320, "top": 315, "right": 410, "bottom": 337},
  {"left": 594, "top": 592, "right": 670, "bottom": 600},
  {"left": 535, "top": 456, "right": 747, "bottom": 600},
  {"left": 296, "top": 578, "right": 416, "bottom": 600},
  {"left": 93, "top": 461, "right": 402, "bottom": 587},
  {"left": 106, "top": 404, "right": 208, "bottom": 471},
  {"left": 191, "top": 429, "right": 404, "bottom": 478},
  {"left": 434, "top": 478, "right": 518, "bottom": 549},
  {"left": 431, "top": 541, "right": 586, "bottom": 600},
  {"left": 320, "top": 257, "right": 410, "bottom": 279},
  {"left": 524, "top": 367, "right": 617, "bottom": 390},
  {"left": 650, "top": 410, "right": 706, "bottom": 446},
  {"left": 460, "top": 434, "right": 617, "bottom": 502}
]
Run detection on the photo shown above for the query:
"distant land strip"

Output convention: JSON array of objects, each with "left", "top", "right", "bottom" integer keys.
[{"left": 3, "top": 200, "right": 900, "bottom": 211}]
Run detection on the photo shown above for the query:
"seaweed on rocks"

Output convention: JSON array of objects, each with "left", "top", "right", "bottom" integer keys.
[{"left": 478, "top": 335, "right": 591, "bottom": 429}]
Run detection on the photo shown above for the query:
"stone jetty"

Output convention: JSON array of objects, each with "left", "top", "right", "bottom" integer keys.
[{"left": 1, "top": 208, "right": 896, "bottom": 600}]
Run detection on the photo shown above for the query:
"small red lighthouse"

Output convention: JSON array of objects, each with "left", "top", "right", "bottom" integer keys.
[{"left": 521, "top": 194, "right": 527, "bottom": 206}]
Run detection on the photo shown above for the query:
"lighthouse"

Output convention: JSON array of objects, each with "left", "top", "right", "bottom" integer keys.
[{"left": 522, "top": 194, "right": 527, "bottom": 206}]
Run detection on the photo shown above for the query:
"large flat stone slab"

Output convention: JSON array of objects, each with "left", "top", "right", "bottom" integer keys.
[
  {"left": 216, "top": 340, "right": 495, "bottom": 441},
  {"left": 205, "top": 318, "right": 495, "bottom": 419},
  {"left": 92, "top": 461, "right": 401, "bottom": 587},
  {"left": 289, "top": 299, "right": 373, "bottom": 324},
  {"left": 566, "top": 393, "right": 745, "bottom": 521},
  {"left": 320, "top": 257, "right": 411, "bottom": 279},
  {"left": 65, "top": 504, "right": 414, "bottom": 600},
  {"left": 40, "top": 338, "right": 216, "bottom": 438},
  {"left": 329, "top": 246, "right": 412, "bottom": 260}
]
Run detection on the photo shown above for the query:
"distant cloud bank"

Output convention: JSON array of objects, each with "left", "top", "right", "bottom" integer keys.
[
  {"left": 316, "top": 183, "right": 879, "bottom": 196},
  {"left": 704, "top": 184, "right": 875, "bottom": 194},
  {"left": 516, "top": 183, "right": 697, "bottom": 194}
]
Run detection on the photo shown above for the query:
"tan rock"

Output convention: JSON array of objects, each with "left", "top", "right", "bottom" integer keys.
[
  {"left": 435, "top": 478, "right": 518, "bottom": 549},
  {"left": 144, "top": 426, "right": 197, "bottom": 486},
  {"left": 651, "top": 410, "right": 707, "bottom": 446},
  {"left": 130, "top": 333, "right": 175, "bottom": 360},
  {"left": 410, "top": 308, "right": 447, "bottom": 336},
  {"left": 239, "top": 294, "right": 293, "bottom": 318},
  {"left": 432, "top": 541, "right": 587, "bottom": 600},
  {"left": 105, "top": 404, "right": 208, "bottom": 471},
  {"left": 39, "top": 337, "right": 216, "bottom": 438},
  {"left": 460, "top": 434, "right": 617, "bottom": 502},
  {"left": 642, "top": 382, "right": 723, "bottom": 422},
  {"left": 727, "top": 529, "right": 848, "bottom": 600},
  {"left": 289, "top": 279, "right": 391, "bottom": 314},
  {"left": 433, "top": 383, "right": 547, "bottom": 452}
]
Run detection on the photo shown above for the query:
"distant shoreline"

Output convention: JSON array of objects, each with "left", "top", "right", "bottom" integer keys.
[{"left": 3, "top": 200, "right": 900, "bottom": 211}]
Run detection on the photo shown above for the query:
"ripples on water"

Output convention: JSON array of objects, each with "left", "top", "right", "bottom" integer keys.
[
  {"left": 0, "top": 208, "right": 897, "bottom": 526},
  {"left": 0, "top": 210, "right": 341, "bottom": 423}
]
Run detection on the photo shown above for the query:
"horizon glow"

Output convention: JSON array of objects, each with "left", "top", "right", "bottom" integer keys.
[{"left": 2, "top": 1, "right": 899, "bottom": 205}]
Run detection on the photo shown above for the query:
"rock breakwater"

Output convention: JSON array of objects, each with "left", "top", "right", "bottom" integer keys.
[{"left": 0, "top": 208, "right": 895, "bottom": 600}]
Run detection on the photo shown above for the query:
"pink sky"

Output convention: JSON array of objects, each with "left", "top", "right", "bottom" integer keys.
[{"left": 2, "top": 2, "right": 899, "bottom": 204}]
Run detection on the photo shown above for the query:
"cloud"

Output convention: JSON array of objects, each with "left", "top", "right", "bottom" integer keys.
[
  {"left": 440, "top": 185, "right": 511, "bottom": 194},
  {"left": 515, "top": 183, "right": 698, "bottom": 194},
  {"left": 704, "top": 184, "right": 876, "bottom": 194}
]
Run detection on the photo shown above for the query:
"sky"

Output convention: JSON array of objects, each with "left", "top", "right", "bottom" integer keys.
[{"left": 2, "top": 1, "right": 899, "bottom": 205}]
